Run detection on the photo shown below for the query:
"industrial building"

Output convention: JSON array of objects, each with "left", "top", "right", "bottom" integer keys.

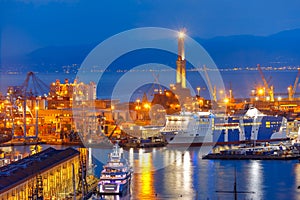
[{"left": 0, "top": 147, "right": 80, "bottom": 200}]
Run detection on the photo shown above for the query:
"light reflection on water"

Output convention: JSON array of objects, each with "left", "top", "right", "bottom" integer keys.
[
  {"left": 247, "top": 160, "right": 263, "bottom": 199},
  {"left": 295, "top": 164, "right": 300, "bottom": 200},
  {"left": 134, "top": 149, "right": 155, "bottom": 199},
  {"left": 3, "top": 145, "right": 300, "bottom": 200}
]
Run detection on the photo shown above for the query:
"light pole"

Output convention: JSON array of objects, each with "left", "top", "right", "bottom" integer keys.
[
  {"left": 136, "top": 98, "right": 140, "bottom": 120},
  {"left": 35, "top": 100, "right": 39, "bottom": 138}
]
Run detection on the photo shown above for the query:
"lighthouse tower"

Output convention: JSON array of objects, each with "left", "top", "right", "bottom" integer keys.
[
  {"left": 151, "top": 30, "right": 193, "bottom": 114},
  {"left": 172, "top": 30, "right": 192, "bottom": 109},
  {"left": 176, "top": 31, "right": 187, "bottom": 89}
]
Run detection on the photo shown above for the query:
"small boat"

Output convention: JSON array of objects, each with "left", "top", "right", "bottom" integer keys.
[{"left": 98, "top": 143, "right": 132, "bottom": 195}]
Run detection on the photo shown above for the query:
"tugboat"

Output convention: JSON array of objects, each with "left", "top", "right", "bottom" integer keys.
[{"left": 98, "top": 143, "right": 132, "bottom": 195}]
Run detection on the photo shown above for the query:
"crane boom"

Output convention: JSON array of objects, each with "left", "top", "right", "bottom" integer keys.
[
  {"left": 203, "top": 65, "right": 216, "bottom": 101},
  {"left": 293, "top": 69, "right": 300, "bottom": 95},
  {"left": 257, "top": 64, "right": 269, "bottom": 90},
  {"left": 21, "top": 72, "right": 49, "bottom": 97},
  {"left": 10, "top": 72, "right": 49, "bottom": 139},
  {"left": 257, "top": 64, "right": 274, "bottom": 101}
]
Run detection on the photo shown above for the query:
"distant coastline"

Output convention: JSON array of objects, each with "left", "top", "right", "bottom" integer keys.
[{"left": 0, "top": 69, "right": 298, "bottom": 101}]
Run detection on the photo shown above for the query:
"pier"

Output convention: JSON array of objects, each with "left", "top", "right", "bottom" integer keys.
[
  {"left": 203, "top": 153, "right": 300, "bottom": 160},
  {"left": 203, "top": 143, "right": 300, "bottom": 160}
]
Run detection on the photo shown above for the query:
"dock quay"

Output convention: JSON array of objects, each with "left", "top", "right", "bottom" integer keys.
[
  {"left": 0, "top": 136, "right": 167, "bottom": 149},
  {"left": 0, "top": 139, "right": 45, "bottom": 147},
  {"left": 0, "top": 138, "right": 85, "bottom": 147},
  {"left": 120, "top": 141, "right": 166, "bottom": 148},
  {"left": 203, "top": 153, "right": 300, "bottom": 160},
  {"left": 203, "top": 143, "right": 300, "bottom": 160}
]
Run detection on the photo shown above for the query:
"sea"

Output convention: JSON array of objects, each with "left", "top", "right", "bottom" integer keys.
[
  {"left": 2, "top": 144, "right": 300, "bottom": 200},
  {"left": 0, "top": 70, "right": 298, "bottom": 101}
]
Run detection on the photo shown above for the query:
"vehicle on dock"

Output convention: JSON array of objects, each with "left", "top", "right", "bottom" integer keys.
[{"left": 98, "top": 143, "right": 132, "bottom": 195}]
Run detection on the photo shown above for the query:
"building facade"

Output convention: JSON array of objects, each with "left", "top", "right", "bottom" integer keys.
[{"left": 0, "top": 147, "right": 80, "bottom": 200}]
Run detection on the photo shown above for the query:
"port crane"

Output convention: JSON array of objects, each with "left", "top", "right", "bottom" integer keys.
[
  {"left": 8, "top": 72, "right": 49, "bottom": 138},
  {"left": 257, "top": 64, "right": 274, "bottom": 101},
  {"left": 203, "top": 65, "right": 217, "bottom": 102},
  {"left": 288, "top": 69, "right": 300, "bottom": 100}
]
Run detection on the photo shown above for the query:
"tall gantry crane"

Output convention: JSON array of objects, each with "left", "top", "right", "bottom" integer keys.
[
  {"left": 8, "top": 72, "right": 49, "bottom": 138},
  {"left": 288, "top": 69, "right": 300, "bottom": 101},
  {"left": 203, "top": 65, "right": 217, "bottom": 102},
  {"left": 257, "top": 64, "right": 274, "bottom": 101}
]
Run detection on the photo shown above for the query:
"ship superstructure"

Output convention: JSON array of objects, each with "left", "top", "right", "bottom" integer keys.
[
  {"left": 160, "top": 107, "right": 287, "bottom": 146},
  {"left": 98, "top": 144, "right": 132, "bottom": 194}
]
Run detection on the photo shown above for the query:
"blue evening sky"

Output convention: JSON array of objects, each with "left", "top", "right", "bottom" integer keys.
[{"left": 1, "top": 0, "right": 300, "bottom": 58}]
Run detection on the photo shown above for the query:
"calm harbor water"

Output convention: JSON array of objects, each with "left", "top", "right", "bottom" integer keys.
[
  {"left": 0, "top": 70, "right": 298, "bottom": 101},
  {"left": 92, "top": 146, "right": 300, "bottom": 200},
  {"left": 1, "top": 144, "right": 300, "bottom": 200}
]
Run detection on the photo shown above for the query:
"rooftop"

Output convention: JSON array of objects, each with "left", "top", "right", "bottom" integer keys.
[{"left": 0, "top": 147, "right": 79, "bottom": 193}]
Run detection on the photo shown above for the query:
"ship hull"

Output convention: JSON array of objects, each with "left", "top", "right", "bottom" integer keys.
[
  {"left": 99, "top": 178, "right": 131, "bottom": 195},
  {"left": 162, "top": 135, "right": 289, "bottom": 147},
  {"left": 161, "top": 115, "right": 288, "bottom": 146}
]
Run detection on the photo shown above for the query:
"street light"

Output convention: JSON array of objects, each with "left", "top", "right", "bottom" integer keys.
[
  {"left": 111, "top": 105, "right": 115, "bottom": 121},
  {"left": 35, "top": 103, "right": 39, "bottom": 138},
  {"left": 136, "top": 98, "right": 140, "bottom": 109},
  {"left": 136, "top": 99, "right": 140, "bottom": 120}
]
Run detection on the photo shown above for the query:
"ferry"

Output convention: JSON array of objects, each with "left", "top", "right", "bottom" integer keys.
[
  {"left": 98, "top": 143, "right": 132, "bottom": 195},
  {"left": 160, "top": 107, "right": 288, "bottom": 146}
]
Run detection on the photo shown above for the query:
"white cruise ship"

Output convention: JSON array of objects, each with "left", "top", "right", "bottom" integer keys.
[{"left": 160, "top": 108, "right": 287, "bottom": 146}]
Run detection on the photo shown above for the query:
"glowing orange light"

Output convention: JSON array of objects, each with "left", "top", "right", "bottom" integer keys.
[
  {"left": 278, "top": 96, "right": 282, "bottom": 101},
  {"left": 223, "top": 98, "right": 229, "bottom": 104},
  {"left": 143, "top": 103, "right": 151, "bottom": 109},
  {"left": 258, "top": 88, "right": 264, "bottom": 95}
]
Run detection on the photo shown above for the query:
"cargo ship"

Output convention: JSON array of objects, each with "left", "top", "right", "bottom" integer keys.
[{"left": 160, "top": 107, "right": 288, "bottom": 146}]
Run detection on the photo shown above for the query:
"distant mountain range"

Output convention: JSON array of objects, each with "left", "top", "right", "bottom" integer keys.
[
  {"left": 12, "top": 28, "right": 300, "bottom": 72},
  {"left": 198, "top": 28, "right": 300, "bottom": 68}
]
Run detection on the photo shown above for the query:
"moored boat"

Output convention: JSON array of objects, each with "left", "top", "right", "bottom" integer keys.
[
  {"left": 98, "top": 143, "right": 132, "bottom": 195},
  {"left": 160, "top": 107, "right": 288, "bottom": 146}
]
